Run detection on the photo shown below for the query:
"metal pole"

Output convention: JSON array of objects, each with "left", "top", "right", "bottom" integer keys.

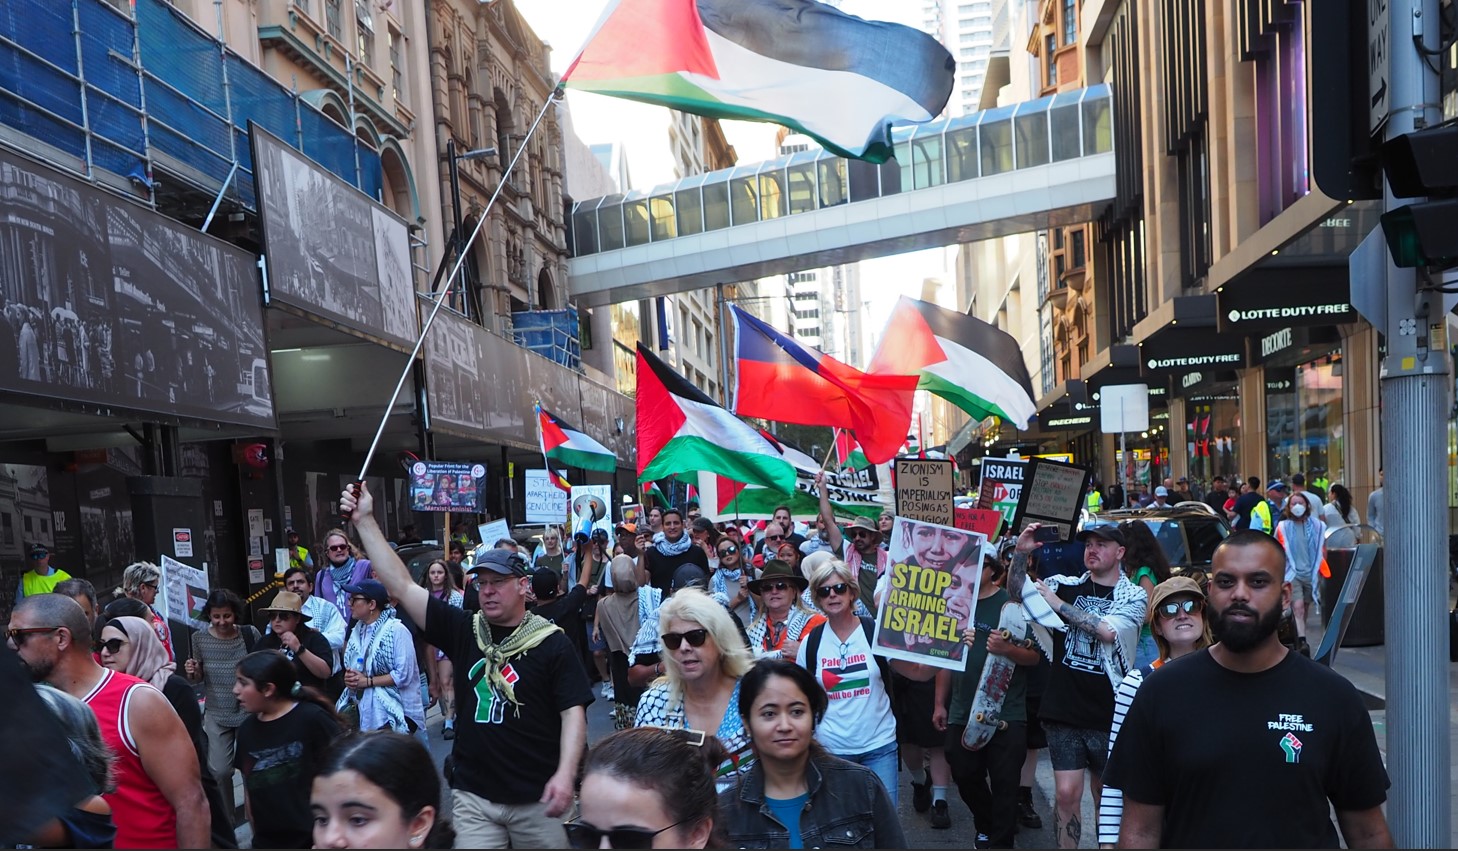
[
  {"left": 447, "top": 138, "right": 466, "bottom": 319},
  {"left": 717, "top": 283, "right": 732, "bottom": 407},
  {"left": 352, "top": 91, "right": 561, "bottom": 485},
  {"left": 1380, "top": 0, "right": 1451, "bottom": 846}
]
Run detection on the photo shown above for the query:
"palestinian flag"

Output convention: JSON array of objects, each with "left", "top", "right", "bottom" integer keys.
[
  {"left": 697, "top": 433, "right": 884, "bottom": 520},
  {"left": 686, "top": 483, "right": 700, "bottom": 506},
  {"left": 643, "top": 480, "right": 670, "bottom": 507},
  {"left": 821, "top": 662, "right": 872, "bottom": 695},
  {"left": 186, "top": 584, "right": 208, "bottom": 622},
  {"left": 537, "top": 403, "right": 617, "bottom": 473},
  {"left": 561, "top": 0, "right": 955, "bottom": 162},
  {"left": 637, "top": 343, "right": 796, "bottom": 492},
  {"left": 870, "top": 297, "right": 1038, "bottom": 429},
  {"left": 835, "top": 431, "right": 870, "bottom": 471}
]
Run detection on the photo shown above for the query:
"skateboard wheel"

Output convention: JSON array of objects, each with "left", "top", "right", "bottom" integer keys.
[
  {"left": 998, "top": 721, "right": 1008, "bottom": 730},
  {"left": 998, "top": 629, "right": 1013, "bottom": 640},
  {"left": 974, "top": 711, "right": 985, "bottom": 723}
]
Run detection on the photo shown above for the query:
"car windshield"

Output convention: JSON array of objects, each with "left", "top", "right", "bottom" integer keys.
[{"left": 1139, "top": 517, "right": 1228, "bottom": 567}]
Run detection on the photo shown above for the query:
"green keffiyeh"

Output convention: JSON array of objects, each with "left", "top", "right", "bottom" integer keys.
[{"left": 469, "top": 611, "right": 560, "bottom": 715}]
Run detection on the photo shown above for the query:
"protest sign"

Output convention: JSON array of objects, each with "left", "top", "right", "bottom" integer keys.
[
  {"left": 1010, "top": 456, "right": 1092, "bottom": 540},
  {"left": 894, "top": 458, "right": 955, "bottom": 525},
  {"left": 524, "top": 469, "right": 567, "bottom": 524},
  {"left": 620, "top": 503, "right": 644, "bottom": 525},
  {"left": 870, "top": 516, "right": 986, "bottom": 672},
  {"left": 977, "top": 457, "right": 1027, "bottom": 539},
  {"left": 409, "top": 461, "right": 489, "bottom": 512},
  {"left": 954, "top": 506, "right": 1003, "bottom": 541},
  {"left": 477, "top": 518, "right": 511, "bottom": 547},
  {"left": 160, "top": 554, "right": 209, "bottom": 633},
  {"left": 569, "top": 485, "right": 614, "bottom": 538}
]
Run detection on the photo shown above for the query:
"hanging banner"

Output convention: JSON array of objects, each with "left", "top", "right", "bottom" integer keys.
[
  {"left": 1010, "top": 456, "right": 1093, "bottom": 541},
  {"left": 871, "top": 517, "right": 986, "bottom": 672},
  {"left": 524, "top": 469, "right": 567, "bottom": 524},
  {"left": 569, "top": 485, "right": 614, "bottom": 538},
  {"left": 409, "top": 461, "right": 489, "bottom": 512},
  {"left": 976, "top": 457, "right": 1027, "bottom": 539},
  {"left": 159, "top": 554, "right": 209, "bottom": 633},
  {"left": 894, "top": 458, "right": 955, "bottom": 525},
  {"left": 695, "top": 444, "right": 885, "bottom": 520}
]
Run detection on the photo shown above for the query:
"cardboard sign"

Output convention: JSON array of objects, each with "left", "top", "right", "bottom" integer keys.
[
  {"left": 977, "top": 457, "right": 1027, "bottom": 539},
  {"left": 477, "top": 518, "right": 511, "bottom": 548},
  {"left": 160, "top": 554, "right": 209, "bottom": 632},
  {"left": 524, "top": 469, "right": 567, "bottom": 524},
  {"left": 1010, "top": 456, "right": 1093, "bottom": 541},
  {"left": 954, "top": 506, "right": 1003, "bottom": 541},
  {"left": 870, "top": 516, "right": 986, "bottom": 672},
  {"left": 894, "top": 458, "right": 955, "bottom": 525}
]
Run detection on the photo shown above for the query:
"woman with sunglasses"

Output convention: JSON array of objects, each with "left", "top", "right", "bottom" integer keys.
[
  {"left": 634, "top": 588, "right": 757, "bottom": 793},
  {"left": 709, "top": 537, "right": 755, "bottom": 626},
  {"left": 97, "top": 614, "right": 239, "bottom": 848},
  {"left": 719, "top": 659, "right": 907, "bottom": 849},
  {"left": 119, "top": 560, "right": 173, "bottom": 661},
  {"left": 796, "top": 559, "right": 935, "bottom": 809},
  {"left": 314, "top": 529, "right": 374, "bottom": 624},
  {"left": 1117, "top": 521, "right": 1174, "bottom": 668},
  {"left": 571, "top": 726, "right": 724, "bottom": 849},
  {"left": 745, "top": 560, "right": 826, "bottom": 663},
  {"left": 1096, "top": 576, "right": 1212, "bottom": 847}
]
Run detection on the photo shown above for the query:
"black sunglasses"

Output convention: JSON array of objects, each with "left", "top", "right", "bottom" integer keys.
[
  {"left": 1156, "top": 598, "right": 1203, "bottom": 619},
  {"left": 661, "top": 628, "right": 709, "bottom": 651},
  {"left": 815, "top": 582, "right": 850, "bottom": 599},
  {"left": 759, "top": 580, "right": 793, "bottom": 592},
  {"left": 94, "top": 637, "right": 127, "bottom": 655},
  {"left": 717, "top": 545, "right": 738, "bottom": 556},
  {"left": 7, "top": 626, "right": 60, "bottom": 645},
  {"left": 850, "top": 528, "right": 878, "bottom": 538},
  {"left": 764, "top": 534, "right": 784, "bottom": 541},
  {"left": 565, "top": 819, "right": 687, "bottom": 849}
]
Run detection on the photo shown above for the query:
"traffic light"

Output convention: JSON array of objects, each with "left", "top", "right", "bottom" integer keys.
[{"left": 1379, "top": 124, "right": 1458, "bottom": 268}]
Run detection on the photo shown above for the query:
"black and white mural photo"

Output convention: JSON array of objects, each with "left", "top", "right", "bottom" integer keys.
[{"left": 0, "top": 148, "right": 274, "bottom": 428}]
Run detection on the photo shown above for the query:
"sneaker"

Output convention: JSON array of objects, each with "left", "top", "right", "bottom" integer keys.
[
  {"left": 1297, "top": 637, "right": 1311, "bottom": 657},
  {"left": 974, "top": 832, "right": 991, "bottom": 849},
  {"left": 910, "top": 778, "right": 931, "bottom": 813},
  {"left": 602, "top": 682, "right": 615, "bottom": 701},
  {"left": 930, "top": 800, "right": 951, "bottom": 829},
  {"left": 442, "top": 724, "right": 455, "bottom": 741},
  {"left": 1017, "top": 799, "right": 1042, "bottom": 829}
]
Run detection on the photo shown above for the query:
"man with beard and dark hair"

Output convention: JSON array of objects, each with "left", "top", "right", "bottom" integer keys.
[
  {"left": 641, "top": 508, "right": 709, "bottom": 593},
  {"left": 1104, "top": 531, "right": 1392, "bottom": 849}
]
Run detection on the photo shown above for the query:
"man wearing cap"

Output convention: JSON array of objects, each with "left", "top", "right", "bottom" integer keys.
[
  {"left": 1173, "top": 477, "right": 1194, "bottom": 504},
  {"left": 1255, "top": 481, "right": 1283, "bottom": 533},
  {"left": 257, "top": 589, "right": 333, "bottom": 692},
  {"left": 1106, "top": 531, "right": 1391, "bottom": 849},
  {"left": 284, "top": 528, "right": 313, "bottom": 573},
  {"left": 814, "top": 471, "right": 890, "bottom": 615},
  {"left": 340, "top": 482, "right": 591, "bottom": 849},
  {"left": 1019, "top": 520, "right": 1146, "bottom": 849},
  {"left": 17, "top": 543, "right": 70, "bottom": 601},
  {"left": 1150, "top": 486, "right": 1172, "bottom": 509}
]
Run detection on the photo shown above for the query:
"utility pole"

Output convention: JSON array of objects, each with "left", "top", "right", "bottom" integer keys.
[{"left": 1376, "top": 0, "right": 1451, "bottom": 845}]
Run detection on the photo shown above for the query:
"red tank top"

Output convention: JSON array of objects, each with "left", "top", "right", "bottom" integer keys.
[{"left": 82, "top": 668, "right": 178, "bottom": 849}]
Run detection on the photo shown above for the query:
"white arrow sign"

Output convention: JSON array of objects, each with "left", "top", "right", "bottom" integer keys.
[{"left": 1369, "top": 0, "right": 1390, "bottom": 134}]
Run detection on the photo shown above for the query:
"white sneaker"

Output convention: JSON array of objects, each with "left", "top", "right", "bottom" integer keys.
[{"left": 602, "top": 682, "right": 615, "bottom": 701}]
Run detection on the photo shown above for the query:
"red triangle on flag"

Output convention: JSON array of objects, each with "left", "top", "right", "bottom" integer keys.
[{"left": 563, "top": 0, "right": 720, "bottom": 83}]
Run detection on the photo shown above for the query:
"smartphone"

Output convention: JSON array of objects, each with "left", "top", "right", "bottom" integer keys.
[{"left": 1033, "top": 525, "right": 1061, "bottom": 543}]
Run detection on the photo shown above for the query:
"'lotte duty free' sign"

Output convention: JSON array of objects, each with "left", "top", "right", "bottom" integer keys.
[{"left": 895, "top": 458, "right": 955, "bottom": 526}]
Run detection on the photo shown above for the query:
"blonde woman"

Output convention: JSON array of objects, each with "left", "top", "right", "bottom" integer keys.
[
  {"left": 634, "top": 588, "right": 756, "bottom": 792},
  {"left": 120, "top": 561, "right": 173, "bottom": 661},
  {"left": 745, "top": 560, "right": 826, "bottom": 661}
]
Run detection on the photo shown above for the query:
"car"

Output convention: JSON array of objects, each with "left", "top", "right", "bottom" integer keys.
[
  {"left": 395, "top": 541, "right": 446, "bottom": 584},
  {"left": 1086, "top": 503, "right": 1231, "bottom": 580}
]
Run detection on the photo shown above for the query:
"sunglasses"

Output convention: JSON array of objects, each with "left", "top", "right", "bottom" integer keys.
[
  {"left": 760, "top": 580, "right": 793, "bottom": 592},
  {"left": 327, "top": 544, "right": 351, "bottom": 552},
  {"left": 765, "top": 534, "right": 784, "bottom": 541},
  {"left": 1156, "top": 598, "right": 1204, "bottom": 619},
  {"left": 815, "top": 582, "right": 850, "bottom": 599},
  {"left": 717, "top": 545, "right": 738, "bottom": 556},
  {"left": 661, "top": 628, "right": 709, "bottom": 651},
  {"left": 94, "top": 637, "right": 128, "bottom": 655},
  {"left": 850, "top": 529, "right": 878, "bottom": 539},
  {"left": 565, "top": 819, "right": 686, "bottom": 849},
  {"left": 7, "top": 626, "right": 60, "bottom": 645}
]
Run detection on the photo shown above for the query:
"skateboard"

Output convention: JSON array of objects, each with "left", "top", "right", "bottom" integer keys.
[{"left": 960, "top": 601, "right": 1033, "bottom": 751}]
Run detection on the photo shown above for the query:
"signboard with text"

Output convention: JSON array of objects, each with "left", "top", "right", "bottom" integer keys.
[
  {"left": 894, "top": 458, "right": 955, "bottom": 526},
  {"left": 524, "top": 469, "right": 567, "bottom": 524},
  {"left": 409, "top": 461, "right": 488, "bottom": 512},
  {"left": 869, "top": 516, "right": 986, "bottom": 672},
  {"left": 1010, "top": 457, "right": 1093, "bottom": 541},
  {"left": 976, "top": 457, "right": 1027, "bottom": 540}
]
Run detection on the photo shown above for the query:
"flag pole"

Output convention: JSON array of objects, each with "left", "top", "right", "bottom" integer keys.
[
  {"left": 348, "top": 89, "right": 564, "bottom": 499},
  {"left": 819, "top": 428, "right": 841, "bottom": 472}
]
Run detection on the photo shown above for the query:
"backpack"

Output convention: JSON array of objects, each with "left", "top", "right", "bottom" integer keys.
[{"left": 803, "top": 616, "right": 894, "bottom": 695}]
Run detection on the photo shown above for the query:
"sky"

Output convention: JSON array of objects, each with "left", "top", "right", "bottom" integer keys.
[{"left": 513, "top": 0, "right": 956, "bottom": 351}]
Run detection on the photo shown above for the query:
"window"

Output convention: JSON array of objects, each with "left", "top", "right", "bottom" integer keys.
[
  {"left": 389, "top": 29, "right": 403, "bottom": 100},
  {"left": 356, "top": 1, "right": 373, "bottom": 63},
  {"left": 0, "top": 513, "right": 12, "bottom": 546},
  {"left": 1045, "top": 34, "right": 1057, "bottom": 86},
  {"left": 325, "top": 0, "right": 343, "bottom": 40},
  {"left": 1063, "top": 0, "right": 1077, "bottom": 45},
  {"left": 1071, "top": 229, "right": 1086, "bottom": 268}
]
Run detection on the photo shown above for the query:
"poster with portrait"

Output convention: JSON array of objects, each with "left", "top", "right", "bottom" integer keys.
[
  {"left": 870, "top": 516, "right": 987, "bottom": 672},
  {"left": 408, "top": 461, "right": 488, "bottom": 512},
  {"left": 569, "top": 485, "right": 613, "bottom": 539},
  {"left": 620, "top": 502, "right": 644, "bottom": 526}
]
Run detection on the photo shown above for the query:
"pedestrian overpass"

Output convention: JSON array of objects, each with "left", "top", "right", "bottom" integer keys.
[{"left": 567, "top": 85, "right": 1116, "bottom": 307}]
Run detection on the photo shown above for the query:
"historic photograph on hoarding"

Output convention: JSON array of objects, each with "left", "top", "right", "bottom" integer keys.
[
  {"left": 0, "top": 148, "right": 274, "bottom": 429},
  {"left": 251, "top": 124, "right": 414, "bottom": 349},
  {"left": 371, "top": 206, "right": 417, "bottom": 343}
]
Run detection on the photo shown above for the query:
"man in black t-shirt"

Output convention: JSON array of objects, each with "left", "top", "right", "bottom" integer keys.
[
  {"left": 642, "top": 508, "right": 710, "bottom": 592},
  {"left": 1105, "top": 530, "right": 1391, "bottom": 849},
  {"left": 1203, "top": 476, "right": 1230, "bottom": 515},
  {"left": 341, "top": 482, "right": 592, "bottom": 849},
  {"left": 1231, "top": 476, "right": 1263, "bottom": 530}
]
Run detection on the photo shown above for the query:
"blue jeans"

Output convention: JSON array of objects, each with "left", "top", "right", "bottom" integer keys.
[
  {"left": 835, "top": 740, "right": 900, "bottom": 809},
  {"left": 1134, "top": 631, "right": 1160, "bottom": 669}
]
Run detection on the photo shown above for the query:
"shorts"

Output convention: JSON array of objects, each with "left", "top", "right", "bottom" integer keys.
[
  {"left": 1289, "top": 575, "right": 1314, "bottom": 604},
  {"left": 1043, "top": 722, "right": 1109, "bottom": 773},
  {"left": 1024, "top": 693, "right": 1047, "bottom": 750},
  {"left": 586, "top": 622, "right": 607, "bottom": 653},
  {"left": 891, "top": 674, "right": 943, "bottom": 748}
]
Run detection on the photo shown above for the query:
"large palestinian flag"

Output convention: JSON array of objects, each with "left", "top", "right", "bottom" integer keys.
[
  {"left": 561, "top": 0, "right": 955, "bottom": 162},
  {"left": 536, "top": 404, "right": 617, "bottom": 473},
  {"left": 636, "top": 344, "right": 796, "bottom": 492},
  {"left": 870, "top": 297, "right": 1038, "bottom": 428},
  {"left": 697, "top": 432, "right": 885, "bottom": 520}
]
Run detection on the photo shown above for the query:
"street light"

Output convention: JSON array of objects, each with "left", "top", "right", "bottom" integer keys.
[{"left": 445, "top": 140, "right": 498, "bottom": 321}]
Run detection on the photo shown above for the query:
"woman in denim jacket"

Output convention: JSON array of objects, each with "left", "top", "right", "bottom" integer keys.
[{"left": 718, "top": 660, "right": 906, "bottom": 849}]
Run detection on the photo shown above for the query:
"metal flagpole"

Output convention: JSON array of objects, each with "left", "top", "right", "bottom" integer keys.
[{"left": 348, "top": 90, "right": 563, "bottom": 498}]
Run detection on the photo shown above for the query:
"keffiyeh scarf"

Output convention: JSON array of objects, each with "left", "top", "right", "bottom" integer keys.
[{"left": 470, "top": 611, "right": 560, "bottom": 715}]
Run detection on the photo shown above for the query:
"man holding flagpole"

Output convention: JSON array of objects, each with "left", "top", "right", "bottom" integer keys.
[{"left": 815, "top": 469, "right": 888, "bottom": 615}]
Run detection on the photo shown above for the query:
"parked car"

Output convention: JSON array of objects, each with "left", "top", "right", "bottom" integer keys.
[
  {"left": 1086, "top": 503, "right": 1231, "bottom": 580},
  {"left": 395, "top": 541, "right": 445, "bottom": 584}
]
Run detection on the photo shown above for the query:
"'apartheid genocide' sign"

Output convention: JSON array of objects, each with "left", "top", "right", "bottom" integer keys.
[{"left": 895, "top": 458, "right": 955, "bottom": 526}]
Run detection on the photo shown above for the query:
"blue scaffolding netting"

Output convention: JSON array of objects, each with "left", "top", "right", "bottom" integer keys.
[{"left": 0, "top": 0, "right": 382, "bottom": 207}]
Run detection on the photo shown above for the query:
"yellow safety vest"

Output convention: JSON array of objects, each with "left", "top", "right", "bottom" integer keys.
[{"left": 22, "top": 568, "right": 71, "bottom": 598}]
